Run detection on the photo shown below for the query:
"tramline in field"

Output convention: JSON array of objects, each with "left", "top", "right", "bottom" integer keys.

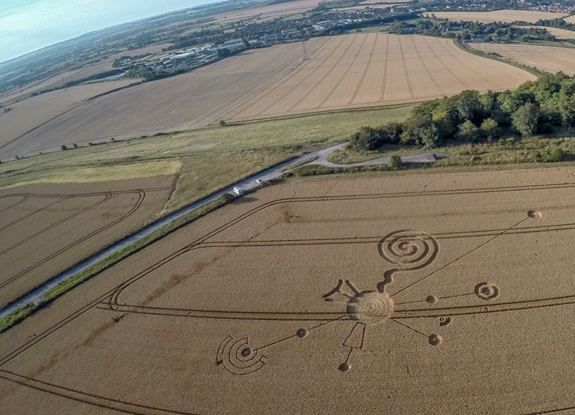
[{"left": 227, "top": 33, "right": 535, "bottom": 121}]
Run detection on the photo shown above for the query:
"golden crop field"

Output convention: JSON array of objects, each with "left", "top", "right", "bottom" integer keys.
[
  {"left": 0, "top": 176, "right": 174, "bottom": 308},
  {"left": 0, "top": 80, "right": 136, "bottom": 155},
  {"left": 471, "top": 43, "right": 575, "bottom": 75},
  {"left": 428, "top": 10, "right": 566, "bottom": 23},
  {"left": 2, "top": 167, "right": 575, "bottom": 414},
  {"left": 0, "top": 39, "right": 327, "bottom": 160},
  {"left": 565, "top": 15, "right": 575, "bottom": 24},
  {"left": 227, "top": 33, "right": 536, "bottom": 121}
]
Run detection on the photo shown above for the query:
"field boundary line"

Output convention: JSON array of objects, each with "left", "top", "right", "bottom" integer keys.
[
  {"left": 454, "top": 39, "right": 546, "bottom": 78},
  {"left": 225, "top": 101, "right": 416, "bottom": 124}
]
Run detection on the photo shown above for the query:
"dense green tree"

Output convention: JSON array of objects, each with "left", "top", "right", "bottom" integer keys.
[
  {"left": 457, "top": 120, "right": 480, "bottom": 142},
  {"left": 480, "top": 118, "right": 500, "bottom": 139},
  {"left": 418, "top": 123, "right": 441, "bottom": 147},
  {"left": 432, "top": 100, "right": 458, "bottom": 140},
  {"left": 378, "top": 122, "right": 403, "bottom": 144},
  {"left": 350, "top": 126, "right": 381, "bottom": 151},
  {"left": 454, "top": 90, "right": 484, "bottom": 123},
  {"left": 497, "top": 90, "right": 535, "bottom": 113},
  {"left": 349, "top": 73, "right": 575, "bottom": 153},
  {"left": 400, "top": 102, "right": 436, "bottom": 145},
  {"left": 512, "top": 102, "right": 540, "bottom": 138},
  {"left": 558, "top": 80, "right": 575, "bottom": 126}
]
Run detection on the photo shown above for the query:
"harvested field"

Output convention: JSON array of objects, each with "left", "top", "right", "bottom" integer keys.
[
  {"left": 470, "top": 42, "right": 575, "bottom": 75},
  {"left": 566, "top": 15, "right": 575, "bottom": 24},
  {"left": 0, "top": 176, "right": 174, "bottom": 308},
  {"left": 0, "top": 81, "right": 136, "bottom": 156},
  {"left": 429, "top": 10, "right": 566, "bottom": 23},
  {"left": 2, "top": 167, "right": 575, "bottom": 414},
  {"left": 227, "top": 33, "right": 536, "bottom": 121},
  {"left": 0, "top": 39, "right": 327, "bottom": 160}
]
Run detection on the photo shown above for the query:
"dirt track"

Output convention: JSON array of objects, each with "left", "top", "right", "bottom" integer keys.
[{"left": 2, "top": 167, "right": 575, "bottom": 414}]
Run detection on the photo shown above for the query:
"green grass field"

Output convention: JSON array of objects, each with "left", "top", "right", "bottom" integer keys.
[{"left": 0, "top": 104, "right": 415, "bottom": 211}]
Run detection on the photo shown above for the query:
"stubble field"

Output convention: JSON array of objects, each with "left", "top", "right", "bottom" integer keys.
[
  {"left": 2, "top": 168, "right": 575, "bottom": 414},
  {"left": 428, "top": 10, "right": 566, "bottom": 23},
  {"left": 227, "top": 33, "right": 536, "bottom": 121},
  {"left": 0, "top": 176, "right": 175, "bottom": 308},
  {"left": 0, "top": 39, "right": 327, "bottom": 160},
  {"left": 470, "top": 42, "right": 575, "bottom": 75}
]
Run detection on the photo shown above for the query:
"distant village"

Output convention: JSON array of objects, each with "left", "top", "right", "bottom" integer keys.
[{"left": 113, "top": 16, "right": 391, "bottom": 77}]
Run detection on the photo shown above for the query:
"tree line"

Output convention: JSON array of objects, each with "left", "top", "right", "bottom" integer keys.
[{"left": 351, "top": 72, "right": 575, "bottom": 152}]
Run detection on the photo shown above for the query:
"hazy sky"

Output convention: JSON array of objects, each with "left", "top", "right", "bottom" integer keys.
[{"left": 0, "top": 0, "right": 218, "bottom": 63}]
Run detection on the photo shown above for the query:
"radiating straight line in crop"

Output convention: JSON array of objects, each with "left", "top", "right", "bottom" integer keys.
[
  {"left": 319, "top": 34, "right": 369, "bottom": 108},
  {"left": 288, "top": 35, "right": 359, "bottom": 112},
  {"left": 398, "top": 36, "right": 414, "bottom": 99},
  {"left": 348, "top": 32, "right": 378, "bottom": 105},
  {"left": 380, "top": 33, "right": 390, "bottom": 102},
  {"left": 409, "top": 36, "right": 445, "bottom": 97},
  {"left": 439, "top": 40, "right": 494, "bottom": 89},
  {"left": 421, "top": 36, "right": 470, "bottom": 91},
  {"left": 319, "top": 34, "right": 372, "bottom": 108},
  {"left": 258, "top": 36, "right": 348, "bottom": 117},
  {"left": 226, "top": 38, "right": 333, "bottom": 119}
]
